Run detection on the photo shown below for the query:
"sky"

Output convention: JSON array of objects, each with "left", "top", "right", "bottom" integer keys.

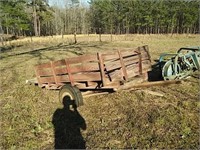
[{"left": 48, "top": 0, "right": 89, "bottom": 7}]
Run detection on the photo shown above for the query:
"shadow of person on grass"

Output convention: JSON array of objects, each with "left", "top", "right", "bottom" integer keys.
[{"left": 52, "top": 96, "right": 86, "bottom": 149}]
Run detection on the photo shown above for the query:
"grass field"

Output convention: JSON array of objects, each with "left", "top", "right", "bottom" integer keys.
[{"left": 0, "top": 34, "right": 199, "bottom": 149}]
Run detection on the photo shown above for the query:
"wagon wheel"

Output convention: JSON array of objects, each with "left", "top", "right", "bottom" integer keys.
[
  {"left": 59, "top": 84, "right": 83, "bottom": 107},
  {"left": 162, "top": 60, "right": 181, "bottom": 80}
]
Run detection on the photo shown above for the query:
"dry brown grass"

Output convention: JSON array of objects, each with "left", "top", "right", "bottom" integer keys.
[{"left": 0, "top": 34, "right": 199, "bottom": 149}]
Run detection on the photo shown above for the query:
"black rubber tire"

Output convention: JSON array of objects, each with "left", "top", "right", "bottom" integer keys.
[{"left": 59, "top": 84, "right": 83, "bottom": 107}]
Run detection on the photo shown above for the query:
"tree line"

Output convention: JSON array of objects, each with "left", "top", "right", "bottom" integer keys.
[
  {"left": 0, "top": 0, "right": 199, "bottom": 37},
  {"left": 90, "top": 0, "right": 199, "bottom": 34}
]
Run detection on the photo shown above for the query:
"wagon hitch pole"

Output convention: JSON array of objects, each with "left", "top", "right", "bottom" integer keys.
[{"left": 114, "top": 80, "right": 182, "bottom": 92}]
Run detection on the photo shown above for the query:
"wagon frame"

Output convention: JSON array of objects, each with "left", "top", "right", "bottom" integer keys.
[{"left": 34, "top": 45, "right": 152, "bottom": 106}]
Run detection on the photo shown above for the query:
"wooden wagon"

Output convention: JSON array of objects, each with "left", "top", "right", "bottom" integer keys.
[{"left": 33, "top": 45, "right": 152, "bottom": 107}]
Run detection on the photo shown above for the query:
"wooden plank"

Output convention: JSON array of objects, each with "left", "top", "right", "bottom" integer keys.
[
  {"left": 108, "top": 69, "right": 122, "bottom": 81},
  {"left": 53, "top": 59, "right": 66, "bottom": 67},
  {"left": 39, "top": 76, "right": 55, "bottom": 83},
  {"left": 127, "top": 70, "right": 140, "bottom": 78},
  {"left": 105, "top": 52, "right": 141, "bottom": 71},
  {"left": 73, "top": 82, "right": 87, "bottom": 88},
  {"left": 142, "top": 65, "right": 152, "bottom": 71},
  {"left": 124, "top": 63, "right": 150, "bottom": 73},
  {"left": 140, "top": 89, "right": 164, "bottom": 97},
  {"left": 56, "top": 75, "right": 69, "bottom": 82},
  {"left": 137, "top": 47, "right": 142, "bottom": 75},
  {"left": 142, "top": 61, "right": 151, "bottom": 71},
  {"left": 36, "top": 69, "right": 53, "bottom": 76},
  {"left": 76, "top": 73, "right": 101, "bottom": 82},
  {"left": 44, "top": 83, "right": 64, "bottom": 90},
  {"left": 126, "top": 64, "right": 139, "bottom": 72},
  {"left": 54, "top": 62, "right": 100, "bottom": 75},
  {"left": 105, "top": 80, "right": 121, "bottom": 87},
  {"left": 141, "top": 53, "right": 150, "bottom": 60},
  {"left": 142, "top": 72, "right": 148, "bottom": 81},
  {"left": 106, "top": 60, "right": 150, "bottom": 83},
  {"left": 73, "top": 72, "right": 101, "bottom": 81},
  {"left": 82, "top": 91, "right": 94, "bottom": 96},
  {"left": 123, "top": 56, "right": 140, "bottom": 66},
  {"left": 69, "top": 63, "right": 100, "bottom": 73},
  {"left": 142, "top": 60, "right": 151, "bottom": 65},
  {"left": 118, "top": 50, "right": 128, "bottom": 80},
  {"left": 54, "top": 67, "right": 68, "bottom": 75},
  {"left": 105, "top": 55, "right": 147, "bottom": 73},
  {"left": 77, "top": 86, "right": 116, "bottom": 90},
  {"left": 56, "top": 72, "right": 101, "bottom": 82},
  {"left": 142, "top": 45, "right": 151, "bottom": 62},
  {"left": 105, "top": 60, "right": 121, "bottom": 71},
  {"left": 98, "top": 53, "right": 106, "bottom": 86},
  {"left": 51, "top": 61, "right": 58, "bottom": 84},
  {"left": 65, "top": 59, "right": 74, "bottom": 86},
  {"left": 86, "top": 81, "right": 99, "bottom": 87},
  {"left": 76, "top": 84, "right": 90, "bottom": 89},
  {"left": 121, "top": 50, "right": 137, "bottom": 58},
  {"left": 74, "top": 81, "right": 102, "bottom": 89},
  {"left": 35, "top": 62, "right": 51, "bottom": 69},
  {"left": 83, "top": 92, "right": 109, "bottom": 98},
  {"left": 66, "top": 54, "right": 98, "bottom": 64},
  {"left": 108, "top": 64, "right": 141, "bottom": 81},
  {"left": 126, "top": 64, "right": 140, "bottom": 78},
  {"left": 101, "top": 52, "right": 119, "bottom": 61},
  {"left": 142, "top": 58, "right": 151, "bottom": 62}
]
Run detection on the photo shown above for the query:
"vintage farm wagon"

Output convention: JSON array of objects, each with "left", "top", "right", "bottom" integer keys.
[{"left": 33, "top": 45, "right": 152, "bottom": 107}]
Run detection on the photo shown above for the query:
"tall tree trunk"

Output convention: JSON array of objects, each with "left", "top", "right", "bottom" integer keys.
[
  {"left": 61, "top": 29, "right": 64, "bottom": 39},
  {"left": 110, "top": 14, "right": 113, "bottom": 41},
  {"left": 186, "top": 27, "right": 190, "bottom": 35},
  {"left": 145, "top": 25, "right": 148, "bottom": 34},
  {"left": 0, "top": 23, "right": 5, "bottom": 45},
  {"left": 74, "top": 31, "right": 77, "bottom": 44},
  {"left": 99, "top": 28, "right": 102, "bottom": 42},
  {"left": 65, "top": 10, "right": 67, "bottom": 34},
  {"left": 33, "top": 0, "right": 38, "bottom": 36},
  {"left": 38, "top": 17, "right": 40, "bottom": 36},
  {"left": 158, "top": 27, "right": 160, "bottom": 34},
  {"left": 5, "top": 14, "right": 9, "bottom": 35},
  {"left": 6, "top": 27, "right": 8, "bottom": 35},
  {"left": 170, "top": 14, "right": 176, "bottom": 36}
]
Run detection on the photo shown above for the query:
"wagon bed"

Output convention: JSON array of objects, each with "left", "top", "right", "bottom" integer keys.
[{"left": 34, "top": 45, "right": 152, "bottom": 90}]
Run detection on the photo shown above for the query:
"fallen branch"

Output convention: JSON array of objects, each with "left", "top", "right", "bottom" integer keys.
[
  {"left": 83, "top": 92, "right": 109, "bottom": 98},
  {"left": 141, "top": 90, "right": 164, "bottom": 97}
]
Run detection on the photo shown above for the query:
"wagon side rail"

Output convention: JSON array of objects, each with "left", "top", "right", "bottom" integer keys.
[
  {"left": 35, "top": 54, "right": 101, "bottom": 89},
  {"left": 101, "top": 45, "right": 151, "bottom": 85},
  {"left": 34, "top": 45, "right": 152, "bottom": 90}
]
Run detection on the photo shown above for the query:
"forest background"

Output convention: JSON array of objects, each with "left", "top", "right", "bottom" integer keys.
[{"left": 0, "top": 0, "right": 199, "bottom": 38}]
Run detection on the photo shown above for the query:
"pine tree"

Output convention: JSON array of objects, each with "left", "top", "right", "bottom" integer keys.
[{"left": 0, "top": 0, "right": 30, "bottom": 36}]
